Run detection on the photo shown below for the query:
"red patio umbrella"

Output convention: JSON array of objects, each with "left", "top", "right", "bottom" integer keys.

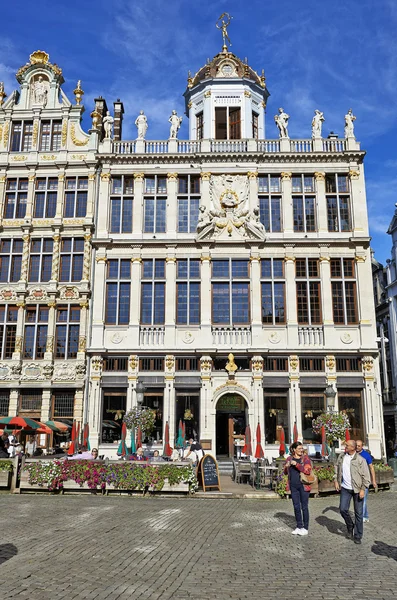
[
  {"left": 164, "top": 421, "right": 172, "bottom": 457},
  {"left": 83, "top": 423, "right": 90, "bottom": 450},
  {"left": 242, "top": 425, "right": 253, "bottom": 456},
  {"left": 345, "top": 428, "right": 350, "bottom": 442},
  {"left": 254, "top": 423, "right": 264, "bottom": 459},
  {"left": 321, "top": 425, "right": 328, "bottom": 457},
  {"left": 293, "top": 421, "right": 299, "bottom": 443},
  {"left": 279, "top": 426, "right": 286, "bottom": 456},
  {"left": 67, "top": 421, "right": 77, "bottom": 455},
  {"left": 75, "top": 421, "right": 80, "bottom": 453},
  {"left": 136, "top": 426, "right": 142, "bottom": 449},
  {"left": 120, "top": 422, "right": 127, "bottom": 457}
]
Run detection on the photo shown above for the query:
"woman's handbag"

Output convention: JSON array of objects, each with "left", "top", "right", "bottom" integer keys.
[{"left": 300, "top": 462, "right": 317, "bottom": 485}]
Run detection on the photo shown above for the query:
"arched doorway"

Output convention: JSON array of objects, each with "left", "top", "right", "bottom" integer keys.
[{"left": 215, "top": 393, "right": 247, "bottom": 457}]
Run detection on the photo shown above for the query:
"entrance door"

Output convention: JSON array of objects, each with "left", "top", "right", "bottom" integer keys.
[{"left": 216, "top": 394, "right": 246, "bottom": 457}]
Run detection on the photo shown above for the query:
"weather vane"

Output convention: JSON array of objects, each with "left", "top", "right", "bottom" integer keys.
[{"left": 216, "top": 12, "right": 233, "bottom": 51}]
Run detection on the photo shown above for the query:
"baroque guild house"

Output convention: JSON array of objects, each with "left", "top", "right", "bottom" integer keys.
[{"left": 0, "top": 39, "right": 384, "bottom": 458}]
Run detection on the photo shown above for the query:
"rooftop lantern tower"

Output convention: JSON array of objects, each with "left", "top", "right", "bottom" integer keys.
[{"left": 184, "top": 13, "right": 270, "bottom": 141}]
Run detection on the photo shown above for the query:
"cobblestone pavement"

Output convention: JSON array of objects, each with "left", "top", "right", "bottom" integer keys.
[{"left": 0, "top": 491, "right": 396, "bottom": 599}]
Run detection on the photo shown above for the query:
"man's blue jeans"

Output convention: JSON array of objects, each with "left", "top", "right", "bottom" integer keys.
[
  {"left": 339, "top": 486, "right": 364, "bottom": 539},
  {"left": 363, "top": 487, "right": 369, "bottom": 519}
]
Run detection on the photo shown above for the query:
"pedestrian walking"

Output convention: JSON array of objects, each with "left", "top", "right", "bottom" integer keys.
[
  {"left": 356, "top": 440, "right": 377, "bottom": 522},
  {"left": 284, "top": 441, "right": 314, "bottom": 536},
  {"left": 334, "top": 440, "right": 370, "bottom": 544}
]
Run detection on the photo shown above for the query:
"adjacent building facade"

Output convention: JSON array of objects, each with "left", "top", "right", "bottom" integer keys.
[{"left": 0, "top": 46, "right": 385, "bottom": 458}]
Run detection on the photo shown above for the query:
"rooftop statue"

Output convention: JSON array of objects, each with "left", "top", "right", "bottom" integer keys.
[
  {"left": 169, "top": 110, "right": 183, "bottom": 139},
  {"left": 103, "top": 111, "right": 114, "bottom": 139},
  {"left": 216, "top": 12, "right": 233, "bottom": 50},
  {"left": 135, "top": 110, "right": 148, "bottom": 140},
  {"left": 274, "top": 107, "right": 289, "bottom": 139},
  {"left": 312, "top": 109, "right": 325, "bottom": 139},
  {"left": 344, "top": 108, "right": 356, "bottom": 138}
]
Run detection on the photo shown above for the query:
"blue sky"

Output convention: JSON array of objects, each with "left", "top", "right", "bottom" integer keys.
[{"left": 1, "top": 0, "right": 396, "bottom": 263}]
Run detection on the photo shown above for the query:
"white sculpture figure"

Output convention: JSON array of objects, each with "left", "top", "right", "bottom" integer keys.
[
  {"left": 274, "top": 107, "right": 289, "bottom": 138},
  {"left": 169, "top": 110, "right": 183, "bottom": 139},
  {"left": 344, "top": 108, "right": 356, "bottom": 138},
  {"left": 33, "top": 76, "right": 48, "bottom": 106},
  {"left": 135, "top": 110, "right": 148, "bottom": 140},
  {"left": 311, "top": 109, "right": 325, "bottom": 138},
  {"left": 103, "top": 111, "right": 114, "bottom": 139}
]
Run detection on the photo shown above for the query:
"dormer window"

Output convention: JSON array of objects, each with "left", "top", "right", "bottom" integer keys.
[{"left": 215, "top": 106, "right": 241, "bottom": 139}]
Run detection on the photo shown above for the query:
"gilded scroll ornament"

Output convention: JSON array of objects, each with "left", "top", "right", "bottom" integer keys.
[{"left": 70, "top": 123, "right": 89, "bottom": 147}]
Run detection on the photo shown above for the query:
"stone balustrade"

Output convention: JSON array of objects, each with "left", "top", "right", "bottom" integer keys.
[{"left": 212, "top": 326, "right": 252, "bottom": 346}]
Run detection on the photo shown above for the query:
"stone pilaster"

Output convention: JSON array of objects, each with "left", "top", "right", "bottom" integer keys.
[
  {"left": 165, "top": 256, "right": 176, "bottom": 346},
  {"left": 55, "top": 173, "right": 65, "bottom": 218},
  {"left": 349, "top": 168, "right": 368, "bottom": 235},
  {"left": 97, "top": 172, "right": 111, "bottom": 236},
  {"left": 250, "top": 255, "right": 262, "bottom": 346},
  {"left": 73, "top": 389, "right": 84, "bottom": 423},
  {"left": 315, "top": 172, "right": 327, "bottom": 233},
  {"left": 0, "top": 175, "right": 6, "bottom": 225},
  {"left": 20, "top": 234, "right": 30, "bottom": 282},
  {"left": 200, "top": 254, "right": 212, "bottom": 347},
  {"left": 77, "top": 300, "right": 88, "bottom": 360},
  {"left": 127, "top": 355, "right": 139, "bottom": 412},
  {"left": 132, "top": 172, "right": 144, "bottom": 234},
  {"left": 86, "top": 173, "right": 96, "bottom": 218},
  {"left": 200, "top": 173, "right": 211, "bottom": 211},
  {"left": 12, "top": 301, "right": 25, "bottom": 361},
  {"left": 45, "top": 301, "right": 56, "bottom": 360},
  {"left": 25, "top": 173, "right": 36, "bottom": 220},
  {"left": 289, "top": 355, "right": 301, "bottom": 441},
  {"left": 199, "top": 356, "right": 212, "bottom": 445},
  {"left": 129, "top": 257, "right": 142, "bottom": 348},
  {"left": 89, "top": 355, "right": 103, "bottom": 449},
  {"left": 247, "top": 171, "right": 258, "bottom": 212},
  {"left": 91, "top": 256, "right": 107, "bottom": 349},
  {"left": 8, "top": 390, "right": 19, "bottom": 417},
  {"left": 281, "top": 172, "right": 293, "bottom": 234},
  {"left": 284, "top": 251, "right": 298, "bottom": 346},
  {"left": 82, "top": 233, "right": 92, "bottom": 282},
  {"left": 41, "top": 390, "right": 52, "bottom": 423},
  {"left": 50, "top": 234, "right": 60, "bottom": 282},
  {"left": 166, "top": 173, "right": 178, "bottom": 236},
  {"left": 165, "top": 355, "right": 176, "bottom": 444}
]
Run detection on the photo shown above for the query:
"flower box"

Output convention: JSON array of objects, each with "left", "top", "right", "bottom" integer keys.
[
  {"left": 0, "top": 471, "right": 11, "bottom": 488},
  {"left": 19, "top": 470, "right": 48, "bottom": 492},
  {"left": 375, "top": 470, "right": 394, "bottom": 486},
  {"left": 61, "top": 480, "right": 98, "bottom": 492},
  {"left": 318, "top": 479, "right": 337, "bottom": 494}
]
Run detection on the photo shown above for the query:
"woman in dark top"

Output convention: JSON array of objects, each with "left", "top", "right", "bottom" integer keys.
[
  {"left": 284, "top": 441, "right": 313, "bottom": 536},
  {"left": 0, "top": 432, "right": 9, "bottom": 458}
]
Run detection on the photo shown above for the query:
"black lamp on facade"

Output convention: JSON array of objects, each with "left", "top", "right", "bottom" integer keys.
[
  {"left": 136, "top": 380, "right": 146, "bottom": 405},
  {"left": 325, "top": 384, "right": 337, "bottom": 412}
]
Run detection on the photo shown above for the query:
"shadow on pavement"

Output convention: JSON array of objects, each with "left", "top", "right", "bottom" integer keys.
[
  {"left": 274, "top": 511, "right": 297, "bottom": 528},
  {"left": 0, "top": 544, "right": 18, "bottom": 566},
  {"left": 315, "top": 515, "right": 346, "bottom": 537},
  {"left": 322, "top": 506, "right": 340, "bottom": 516},
  {"left": 371, "top": 541, "right": 397, "bottom": 561}
]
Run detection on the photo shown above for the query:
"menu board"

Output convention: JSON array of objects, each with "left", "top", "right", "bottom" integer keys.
[{"left": 197, "top": 455, "right": 221, "bottom": 492}]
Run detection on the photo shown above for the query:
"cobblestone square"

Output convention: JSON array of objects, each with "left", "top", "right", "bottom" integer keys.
[{"left": 0, "top": 491, "right": 396, "bottom": 599}]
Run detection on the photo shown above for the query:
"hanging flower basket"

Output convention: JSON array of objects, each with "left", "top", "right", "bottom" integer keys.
[
  {"left": 184, "top": 409, "right": 194, "bottom": 421},
  {"left": 123, "top": 407, "right": 156, "bottom": 437},
  {"left": 312, "top": 412, "right": 351, "bottom": 444}
]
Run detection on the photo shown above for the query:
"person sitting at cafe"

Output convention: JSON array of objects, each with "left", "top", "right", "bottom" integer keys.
[
  {"left": 130, "top": 447, "right": 146, "bottom": 461},
  {"left": 185, "top": 438, "right": 204, "bottom": 464},
  {"left": 150, "top": 449, "right": 165, "bottom": 462},
  {"left": 0, "top": 431, "right": 9, "bottom": 458}
]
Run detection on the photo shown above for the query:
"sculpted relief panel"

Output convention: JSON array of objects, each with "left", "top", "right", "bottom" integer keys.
[{"left": 196, "top": 174, "right": 265, "bottom": 241}]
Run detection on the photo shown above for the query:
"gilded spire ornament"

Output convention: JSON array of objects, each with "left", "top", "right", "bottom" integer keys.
[
  {"left": 73, "top": 80, "right": 84, "bottom": 105},
  {"left": 216, "top": 12, "right": 233, "bottom": 51}
]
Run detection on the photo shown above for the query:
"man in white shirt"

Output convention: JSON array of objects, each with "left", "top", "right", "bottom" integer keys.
[
  {"left": 335, "top": 440, "right": 370, "bottom": 544},
  {"left": 7, "top": 433, "right": 17, "bottom": 458}
]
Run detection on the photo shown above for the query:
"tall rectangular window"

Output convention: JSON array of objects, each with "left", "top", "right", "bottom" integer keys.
[
  {"left": 110, "top": 176, "right": 134, "bottom": 233},
  {"left": 144, "top": 176, "right": 166, "bottom": 233},
  {"left": 0, "top": 391, "right": 10, "bottom": 416},
  {"left": 177, "top": 175, "right": 200, "bottom": 233},
  {"left": 196, "top": 112, "right": 204, "bottom": 140},
  {"left": 292, "top": 175, "right": 316, "bottom": 232},
  {"left": 326, "top": 174, "right": 351, "bottom": 232},
  {"left": 52, "top": 391, "right": 75, "bottom": 418},
  {"left": 29, "top": 239, "right": 53, "bottom": 282},
  {"left": 64, "top": 177, "right": 88, "bottom": 218},
  {"left": 55, "top": 305, "right": 80, "bottom": 359},
  {"left": 258, "top": 175, "right": 282, "bottom": 232},
  {"left": 0, "top": 238, "right": 23, "bottom": 282},
  {"left": 261, "top": 258, "right": 286, "bottom": 324},
  {"left": 215, "top": 106, "right": 241, "bottom": 140},
  {"left": 176, "top": 259, "right": 200, "bottom": 325},
  {"left": 0, "top": 305, "right": 17, "bottom": 359},
  {"left": 34, "top": 177, "right": 58, "bottom": 218},
  {"left": 141, "top": 259, "right": 166, "bottom": 325},
  {"left": 331, "top": 258, "right": 358, "bottom": 324},
  {"left": 59, "top": 238, "right": 84, "bottom": 282},
  {"left": 211, "top": 259, "right": 250, "bottom": 324},
  {"left": 252, "top": 111, "right": 259, "bottom": 139},
  {"left": 295, "top": 258, "right": 322, "bottom": 324},
  {"left": 4, "top": 178, "right": 28, "bottom": 219},
  {"left": 105, "top": 259, "right": 131, "bottom": 325},
  {"left": 10, "top": 121, "right": 34, "bottom": 152},
  {"left": 24, "top": 305, "right": 49, "bottom": 359},
  {"left": 39, "top": 120, "right": 62, "bottom": 151}
]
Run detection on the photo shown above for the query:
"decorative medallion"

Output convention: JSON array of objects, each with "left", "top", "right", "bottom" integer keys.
[
  {"left": 341, "top": 332, "right": 353, "bottom": 344},
  {"left": 269, "top": 332, "right": 281, "bottom": 344},
  {"left": 182, "top": 330, "right": 194, "bottom": 344}
]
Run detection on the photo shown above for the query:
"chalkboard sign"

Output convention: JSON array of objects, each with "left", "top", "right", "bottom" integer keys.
[{"left": 197, "top": 455, "right": 221, "bottom": 492}]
